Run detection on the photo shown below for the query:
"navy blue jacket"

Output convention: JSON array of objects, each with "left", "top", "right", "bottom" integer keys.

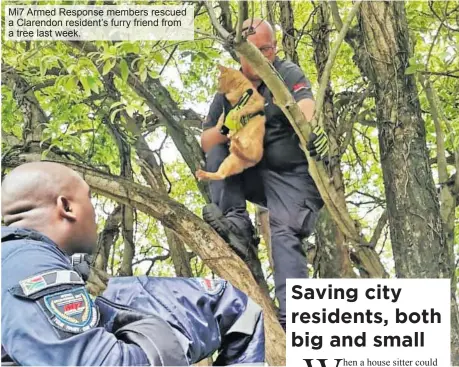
[{"left": 1, "top": 227, "right": 265, "bottom": 365}]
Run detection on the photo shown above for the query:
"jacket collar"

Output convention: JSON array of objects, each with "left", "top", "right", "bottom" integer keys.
[{"left": 1, "top": 226, "right": 59, "bottom": 249}]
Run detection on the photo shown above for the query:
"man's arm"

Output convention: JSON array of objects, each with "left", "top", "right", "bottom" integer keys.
[
  {"left": 201, "top": 126, "right": 228, "bottom": 153},
  {"left": 282, "top": 62, "right": 330, "bottom": 161},
  {"left": 1, "top": 245, "right": 150, "bottom": 366},
  {"left": 281, "top": 62, "right": 316, "bottom": 123},
  {"left": 297, "top": 98, "right": 315, "bottom": 123},
  {"left": 201, "top": 93, "right": 229, "bottom": 153},
  {"left": 103, "top": 276, "right": 265, "bottom": 365}
]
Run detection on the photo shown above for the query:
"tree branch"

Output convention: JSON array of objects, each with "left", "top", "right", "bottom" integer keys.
[
  {"left": 419, "top": 74, "right": 448, "bottom": 182},
  {"left": 369, "top": 210, "right": 388, "bottom": 248},
  {"left": 205, "top": 1, "right": 231, "bottom": 39},
  {"left": 235, "top": 1, "right": 247, "bottom": 43},
  {"left": 94, "top": 205, "right": 122, "bottom": 272},
  {"left": 145, "top": 254, "right": 171, "bottom": 276},
  {"left": 66, "top": 41, "right": 210, "bottom": 202},
  {"left": 420, "top": 70, "right": 459, "bottom": 79},
  {"left": 3, "top": 152, "right": 285, "bottom": 366},
  {"left": 329, "top": 1, "right": 343, "bottom": 31}
]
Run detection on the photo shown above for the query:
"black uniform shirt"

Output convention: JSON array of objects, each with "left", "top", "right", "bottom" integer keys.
[{"left": 203, "top": 57, "right": 314, "bottom": 171}]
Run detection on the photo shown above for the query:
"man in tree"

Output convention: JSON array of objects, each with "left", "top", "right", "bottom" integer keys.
[
  {"left": 201, "top": 19, "right": 326, "bottom": 329},
  {"left": 1, "top": 162, "right": 264, "bottom": 366}
]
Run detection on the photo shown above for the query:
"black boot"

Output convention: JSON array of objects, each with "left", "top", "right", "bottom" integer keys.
[
  {"left": 203, "top": 204, "right": 258, "bottom": 261},
  {"left": 203, "top": 204, "right": 270, "bottom": 297}
]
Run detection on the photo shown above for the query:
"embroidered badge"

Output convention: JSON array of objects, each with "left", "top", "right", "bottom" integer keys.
[
  {"left": 44, "top": 287, "right": 99, "bottom": 333},
  {"left": 198, "top": 278, "right": 225, "bottom": 296},
  {"left": 20, "top": 275, "right": 47, "bottom": 295}
]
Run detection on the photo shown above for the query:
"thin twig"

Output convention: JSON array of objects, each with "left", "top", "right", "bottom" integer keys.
[
  {"left": 420, "top": 70, "right": 459, "bottom": 79},
  {"left": 160, "top": 44, "right": 179, "bottom": 76}
]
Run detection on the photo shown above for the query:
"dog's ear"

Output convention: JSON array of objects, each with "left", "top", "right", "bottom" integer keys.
[{"left": 217, "top": 64, "right": 227, "bottom": 72}]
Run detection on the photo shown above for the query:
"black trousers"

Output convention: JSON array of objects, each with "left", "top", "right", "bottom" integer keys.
[{"left": 205, "top": 143, "right": 323, "bottom": 327}]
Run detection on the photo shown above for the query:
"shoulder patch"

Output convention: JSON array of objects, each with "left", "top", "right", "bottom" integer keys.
[
  {"left": 19, "top": 270, "right": 84, "bottom": 296},
  {"left": 197, "top": 278, "right": 225, "bottom": 296},
  {"left": 43, "top": 287, "right": 99, "bottom": 334}
]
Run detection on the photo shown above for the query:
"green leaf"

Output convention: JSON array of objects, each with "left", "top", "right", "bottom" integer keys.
[
  {"left": 117, "top": 43, "right": 140, "bottom": 55},
  {"left": 140, "top": 68, "right": 147, "bottom": 82},
  {"left": 65, "top": 76, "right": 77, "bottom": 91},
  {"left": 138, "top": 59, "right": 147, "bottom": 82},
  {"left": 79, "top": 75, "right": 91, "bottom": 96},
  {"left": 67, "top": 64, "right": 76, "bottom": 74},
  {"left": 196, "top": 51, "right": 209, "bottom": 60},
  {"left": 131, "top": 57, "right": 141, "bottom": 70},
  {"left": 102, "top": 60, "right": 114, "bottom": 75},
  {"left": 120, "top": 59, "right": 129, "bottom": 82},
  {"left": 405, "top": 65, "right": 417, "bottom": 75},
  {"left": 126, "top": 105, "right": 135, "bottom": 118},
  {"left": 110, "top": 101, "right": 124, "bottom": 110},
  {"left": 87, "top": 75, "right": 99, "bottom": 94},
  {"left": 40, "top": 59, "right": 47, "bottom": 77},
  {"left": 153, "top": 53, "right": 165, "bottom": 64},
  {"left": 148, "top": 69, "right": 159, "bottom": 79},
  {"left": 110, "top": 108, "right": 122, "bottom": 122}
]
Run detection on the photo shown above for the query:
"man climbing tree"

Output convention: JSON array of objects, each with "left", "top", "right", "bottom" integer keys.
[{"left": 200, "top": 18, "right": 327, "bottom": 329}]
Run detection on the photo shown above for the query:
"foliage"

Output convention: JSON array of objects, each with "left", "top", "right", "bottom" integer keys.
[{"left": 1, "top": 1, "right": 457, "bottom": 289}]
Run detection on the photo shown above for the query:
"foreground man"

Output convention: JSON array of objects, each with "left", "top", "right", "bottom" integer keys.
[
  {"left": 1, "top": 162, "right": 264, "bottom": 366},
  {"left": 201, "top": 19, "right": 326, "bottom": 329}
]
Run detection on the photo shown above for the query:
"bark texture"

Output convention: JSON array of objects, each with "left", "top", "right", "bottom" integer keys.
[
  {"left": 358, "top": 2, "right": 459, "bottom": 360},
  {"left": 1, "top": 64, "right": 46, "bottom": 149},
  {"left": 94, "top": 206, "right": 122, "bottom": 272},
  {"left": 311, "top": 2, "right": 385, "bottom": 278},
  {"left": 279, "top": 1, "right": 299, "bottom": 65},
  {"left": 315, "top": 209, "right": 357, "bottom": 278}
]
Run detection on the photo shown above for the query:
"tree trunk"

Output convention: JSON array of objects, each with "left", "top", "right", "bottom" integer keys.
[
  {"left": 359, "top": 1, "right": 449, "bottom": 277},
  {"left": 94, "top": 206, "right": 122, "bottom": 272},
  {"left": 311, "top": 2, "right": 384, "bottom": 279},
  {"left": 255, "top": 206, "right": 273, "bottom": 271},
  {"left": 266, "top": 1, "right": 276, "bottom": 29},
  {"left": 279, "top": 1, "right": 299, "bottom": 65},
  {"left": 358, "top": 2, "right": 459, "bottom": 361},
  {"left": 315, "top": 209, "right": 356, "bottom": 278},
  {"left": 107, "top": 116, "right": 135, "bottom": 277}
]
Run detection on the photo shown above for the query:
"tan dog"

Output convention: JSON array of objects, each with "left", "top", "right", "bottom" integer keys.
[{"left": 196, "top": 65, "right": 266, "bottom": 181}]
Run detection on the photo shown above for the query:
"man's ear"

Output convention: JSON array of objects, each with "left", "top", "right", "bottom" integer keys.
[{"left": 57, "top": 196, "right": 77, "bottom": 222}]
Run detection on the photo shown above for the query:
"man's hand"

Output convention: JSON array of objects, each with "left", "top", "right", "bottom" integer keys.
[{"left": 307, "top": 126, "right": 329, "bottom": 164}]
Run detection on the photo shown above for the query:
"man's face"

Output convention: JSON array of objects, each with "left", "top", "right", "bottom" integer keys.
[
  {"left": 68, "top": 180, "right": 98, "bottom": 254},
  {"left": 240, "top": 26, "right": 277, "bottom": 82}
]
